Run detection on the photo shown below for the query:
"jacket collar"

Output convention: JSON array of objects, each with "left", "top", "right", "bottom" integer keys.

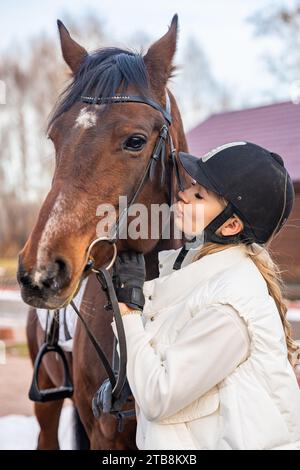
[{"left": 143, "top": 244, "right": 248, "bottom": 313}]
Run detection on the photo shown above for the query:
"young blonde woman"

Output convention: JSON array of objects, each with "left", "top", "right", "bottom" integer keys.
[{"left": 109, "top": 141, "right": 300, "bottom": 450}]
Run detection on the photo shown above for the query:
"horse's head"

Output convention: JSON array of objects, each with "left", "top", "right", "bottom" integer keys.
[{"left": 17, "top": 15, "right": 188, "bottom": 309}]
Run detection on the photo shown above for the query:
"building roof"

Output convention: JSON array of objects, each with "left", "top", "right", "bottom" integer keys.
[{"left": 186, "top": 101, "right": 300, "bottom": 182}]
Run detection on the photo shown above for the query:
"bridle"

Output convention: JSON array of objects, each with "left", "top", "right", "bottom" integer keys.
[
  {"left": 81, "top": 92, "right": 184, "bottom": 244},
  {"left": 70, "top": 91, "right": 185, "bottom": 428}
]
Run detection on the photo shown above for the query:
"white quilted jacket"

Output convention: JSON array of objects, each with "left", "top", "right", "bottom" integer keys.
[{"left": 111, "top": 245, "right": 300, "bottom": 450}]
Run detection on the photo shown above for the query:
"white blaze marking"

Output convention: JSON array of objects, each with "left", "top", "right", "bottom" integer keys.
[
  {"left": 34, "top": 192, "right": 73, "bottom": 286},
  {"left": 74, "top": 107, "right": 97, "bottom": 129},
  {"left": 33, "top": 271, "right": 43, "bottom": 286}
]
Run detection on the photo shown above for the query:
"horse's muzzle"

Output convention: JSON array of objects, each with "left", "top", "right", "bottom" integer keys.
[{"left": 17, "top": 254, "right": 72, "bottom": 309}]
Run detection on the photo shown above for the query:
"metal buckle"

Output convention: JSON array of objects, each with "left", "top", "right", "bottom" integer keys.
[{"left": 86, "top": 236, "right": 117, "bottom": 272}]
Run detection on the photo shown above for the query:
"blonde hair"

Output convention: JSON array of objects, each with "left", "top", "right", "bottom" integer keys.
[
  {"left": 193, "top": 242, "right": 300, "bottom": 367},
  {"left": 192, "top": 195, "right": 300, "bottom": 369}
]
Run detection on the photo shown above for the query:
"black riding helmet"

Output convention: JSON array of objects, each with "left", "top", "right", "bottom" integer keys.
[{"left": 177, "top": 141, "right": 295, "bottom": 246}]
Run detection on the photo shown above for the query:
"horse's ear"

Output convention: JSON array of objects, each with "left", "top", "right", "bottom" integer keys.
[
  {"left": 143, "top": 14, "right": 178, "bottom": 96},
  {"left": 57, "top": 20, "right": 87, "bottom": 74}
]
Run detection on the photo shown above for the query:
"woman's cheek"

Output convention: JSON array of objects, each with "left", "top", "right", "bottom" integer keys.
[
  {"left": 184, "top": 208, "right": 195, "bottom": 233},
  {"left": 174, "top": 211, "right": 185, "bottom": 233},
  {"left": 191, "top": 204, "right": 204, "bottom": 233}
]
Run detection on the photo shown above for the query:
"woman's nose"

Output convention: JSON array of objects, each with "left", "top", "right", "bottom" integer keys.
[{"left": 178, "top": 189, "right": 190, "bottom": 204}]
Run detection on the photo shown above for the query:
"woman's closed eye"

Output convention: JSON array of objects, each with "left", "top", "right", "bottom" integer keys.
[{"left": 195, "top": 193, "right": 203, "bottom": 200}]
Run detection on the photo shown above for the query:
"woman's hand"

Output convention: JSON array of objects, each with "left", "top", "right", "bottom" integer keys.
[
  {"left": 118, "top": 302, "right": 140, "bottom": 316},
  {"left": 112, "top": 250, "right": 146, "bottom": 311}
]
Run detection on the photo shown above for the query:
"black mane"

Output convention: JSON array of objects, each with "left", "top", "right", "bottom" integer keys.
[{"left": 48, "top": 47, "right": 150, "bottom": 129}]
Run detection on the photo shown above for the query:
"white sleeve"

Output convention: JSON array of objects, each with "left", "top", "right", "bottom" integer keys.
[{"left": 111, "top": 303, "right": 250, "bottom": 422}]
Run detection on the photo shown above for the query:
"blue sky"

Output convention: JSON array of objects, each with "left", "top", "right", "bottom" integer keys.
[{"left": 0, "top": 0, "right": 297, "bottom": 108}]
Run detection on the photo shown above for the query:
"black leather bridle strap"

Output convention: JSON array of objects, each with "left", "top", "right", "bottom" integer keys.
[
  {"left": 46, "top": 310, "right": 59, "bottom": 346},
  {"left": 81, "top": 94, "right": 172, "bottom": 125},
  {"left": 70, "top": 299, "right": 117, "bottom": 387},
  {"left": 110, "top": 124, "right": 170, "bottom": 242},
  {"left": 95, "top": 268, "right": 128, "bottom": 398},
  {"left": 169, "top": 134, "right": 185, "bottom": 194}
]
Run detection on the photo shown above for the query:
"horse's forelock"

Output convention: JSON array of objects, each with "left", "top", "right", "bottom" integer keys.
[{"left": 48, "top": 47, "right": 152, "bottom": 131}]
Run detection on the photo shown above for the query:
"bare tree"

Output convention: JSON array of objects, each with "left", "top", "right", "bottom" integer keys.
[
  {"left": 0, "top": 14, "right": 107, "bottom": 255},
  {"left": 248, "top": 1, "right": 300, "bottom": 85},
  {"left": 171, "top": 36, "right": 233, "bottom": 130}
]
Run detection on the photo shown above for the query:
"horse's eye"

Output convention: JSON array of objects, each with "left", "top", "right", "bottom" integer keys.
[{"left": 123, "top": 135, "right": 147, "bottom": 151}]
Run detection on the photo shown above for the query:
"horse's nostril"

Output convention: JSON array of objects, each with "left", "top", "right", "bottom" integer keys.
[
  {"left": 40, "top": 256, "right": 71, "bottom": 291},
  {"left": 57, "top": 257, "right": 70, "bottom": 288},
  {"left": 17, "top": 270, "right": 32, "bottom": 287},
  {"left": 17, "top": 256, "right": 32, "bottom": 287},
  {"left": 41, "top": 274, "right": 56, "bottom": 290}
]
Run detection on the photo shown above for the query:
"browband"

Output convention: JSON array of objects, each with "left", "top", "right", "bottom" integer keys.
[{"left": 80, "top": 94, "right": 172, "bottom": 125}]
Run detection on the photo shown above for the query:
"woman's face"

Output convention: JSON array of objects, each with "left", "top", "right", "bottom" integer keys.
[
  {"left": 174, "top": 178, "right": 224, "bottom": 237},
  {"left": 173, "top": 177, "right": 243, "bottom": 238}
]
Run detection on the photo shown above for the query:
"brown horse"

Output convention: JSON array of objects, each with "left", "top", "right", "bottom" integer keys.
[{"left": 18, "top": 15, "right": 189, "bottom": 449}]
